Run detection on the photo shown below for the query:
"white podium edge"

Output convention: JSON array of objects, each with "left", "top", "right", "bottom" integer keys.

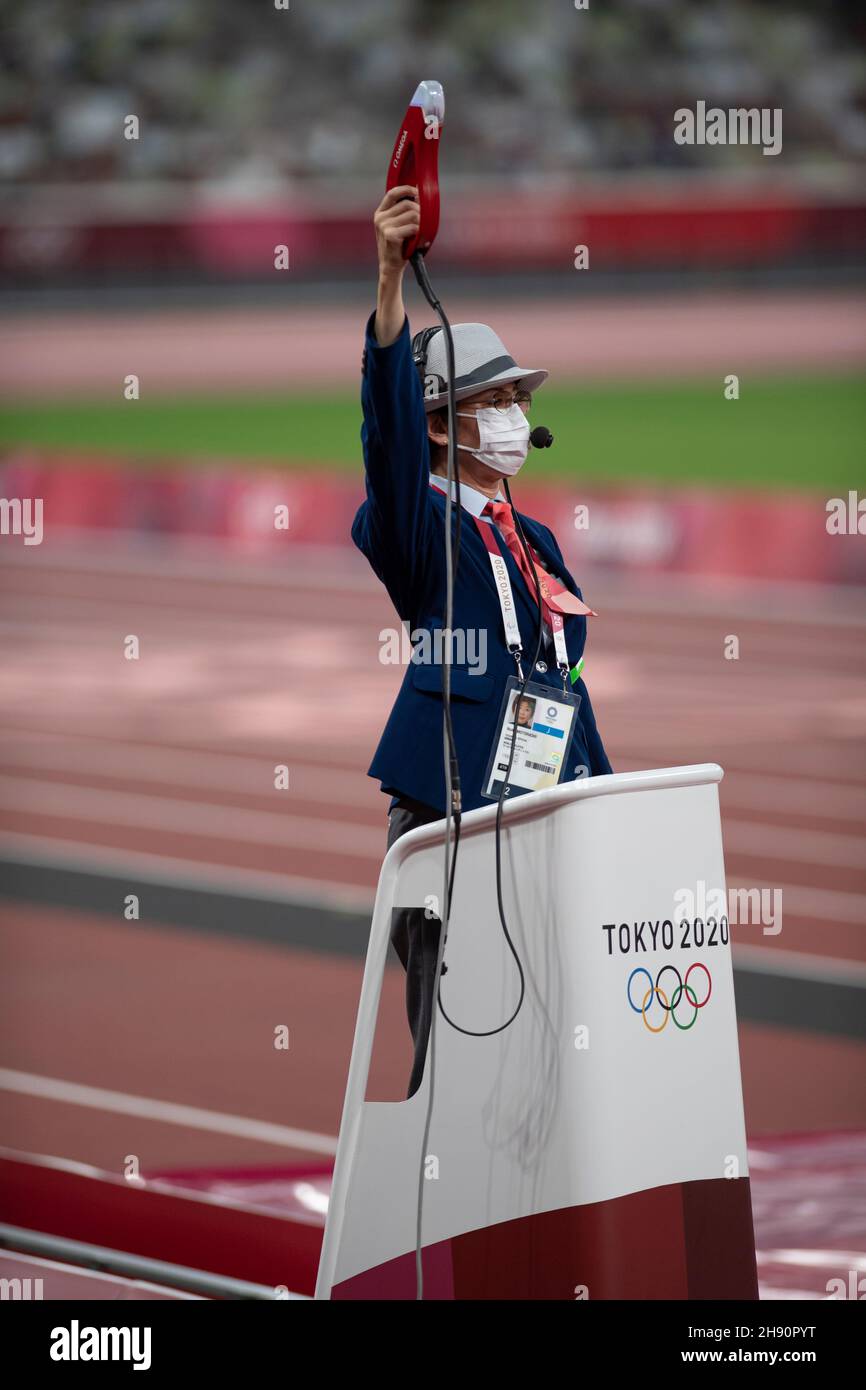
[{"left": 315, "top": 762, "right": 724, "bottom": 1298}]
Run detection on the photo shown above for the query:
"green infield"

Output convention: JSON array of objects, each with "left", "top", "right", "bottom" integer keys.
[{"left": 1, "top": 374, "right": 863, "bottom": 491}]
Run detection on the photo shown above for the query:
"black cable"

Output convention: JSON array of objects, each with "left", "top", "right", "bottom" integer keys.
[
  {"left": 435, "top": 475, "right": 545, "bottom": 1037},
  {"left": 406, "top": 255, "right": 550, "bottom": 1287},
  {"left": 409, "top": 248, "right": 462, "bottom": 1301}
]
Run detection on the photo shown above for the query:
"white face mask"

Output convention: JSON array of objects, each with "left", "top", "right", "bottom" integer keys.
[{"left": 456, "top": 403, "right": 531, "bottom": 476}]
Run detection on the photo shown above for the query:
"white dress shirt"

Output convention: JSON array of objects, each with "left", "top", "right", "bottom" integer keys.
[{"left": 428, "top": 473, "right": 502, "bottom": 517}]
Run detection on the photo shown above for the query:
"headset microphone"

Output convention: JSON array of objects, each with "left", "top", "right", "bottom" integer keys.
[{"left": 530, "top": 425, "right": 554, "bottom": 449}]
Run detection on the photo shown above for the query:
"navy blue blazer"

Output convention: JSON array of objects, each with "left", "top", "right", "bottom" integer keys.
[{"left": 352, "top": 310, "right": 612, "bottom": 815}]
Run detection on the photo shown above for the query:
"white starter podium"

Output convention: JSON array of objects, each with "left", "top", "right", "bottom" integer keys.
[{"left": 316, "top": 765, "right": 758, "bottom": 1300}]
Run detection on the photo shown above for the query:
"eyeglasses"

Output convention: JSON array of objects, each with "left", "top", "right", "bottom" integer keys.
[{"left": 479, "top": 390, "right": 532, "bottom": 414}]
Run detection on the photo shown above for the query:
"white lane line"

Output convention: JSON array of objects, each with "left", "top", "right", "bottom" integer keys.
[
  {"left": 723, "top": 821, "right": 866, "bottom": 870},
  {"left": 754, "top": 1286, "right": 824, "bottom": 1302},
  {"left": 0, "top": 596, "right": 379, "bottom": 627},
  {"left": 4, "top": 832, "right": 861, "bottom": 970},
  {"left": 722, "top": 775, "right": 866, "bottom": 821},
  {"left": 0, "top": 776, "right": 384, "bottom": 857},
  {"left": 0, "top": 724, "right": 387, "bottom": 785},
  {"left": 2, "top": 541, "right": 864, "bottom": 624},
  {"left": 3, "top": 752, "right": 864, "bottom": 844},
  {"left": 0, "top": 832, "right": 375, "bottom": 914},
  {"left": 0, "top": 739, "right": 382, "bottom": 811},
  {"left": 0, "top": 537, "right": 373, "bottom": 589},
  {"left": 3, "top": 607, "right": 859, "bottom": 685},
  {"left": 3, "top": 749, "right": 862, "bottom": 869},
  {"left": 0, "top": 829, "right": 862, "bottom": 929},
  {"left": 0, "top": 606, "right": 352, "bottom": 634},
  {"left": 0, "top": 1069, "right": 338, "bottom": 1155},
  {"left": 2, "top": 595, "right": 863, "bottom": 655},
  {"left": 2, "top": 724, "right": 861, "bottom": 786},
  {"left": 728, "top": 880, "right": 866, "bottom": 927},
  {"left": 2, "top": 736, "right": 864, "bottom": 824},
  {"left": 733, "top": 944, "right": 866, "bottom": 986},
  {"left": 2, "top": 561, "right": 860, "bottom": 627},
  {"left": 618, "top": 748, "right": 866, "bottom": 786},
  {"left": 758, "top": 1249, "right": 866, "bottom": 1271}
]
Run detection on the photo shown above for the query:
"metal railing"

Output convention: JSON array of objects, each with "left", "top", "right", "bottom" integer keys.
[{"left": 0, "top": 1223, "right": 308, "bottom": 1301}]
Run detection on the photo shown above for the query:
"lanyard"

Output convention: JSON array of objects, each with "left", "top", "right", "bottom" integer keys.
[{"left": 473, "top": 514, "right": 570, "bottom": 685}]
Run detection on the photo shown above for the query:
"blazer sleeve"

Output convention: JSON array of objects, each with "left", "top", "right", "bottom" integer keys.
[
  {"left": 575, "top": 675, "right": 613, "bottom": 776},
  {"left": 351, "top": 310, "right": 438, "bottom": 618}
]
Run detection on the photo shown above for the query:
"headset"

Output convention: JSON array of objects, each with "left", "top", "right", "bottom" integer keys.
[
  {"left": 411, "top": 325, "right": 444, "bottom": 396},
  {"left": 414, "top": 324, "right": 554, "bottom": 449}
]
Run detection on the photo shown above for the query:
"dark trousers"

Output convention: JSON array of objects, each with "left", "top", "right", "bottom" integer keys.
[{"left": 386, "top": 797, "right": 446, "bottom": 1099}]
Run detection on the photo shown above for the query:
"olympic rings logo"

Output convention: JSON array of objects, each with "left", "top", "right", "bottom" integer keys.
[{"left": 627, "top": 963, "right": 712, "bottom": 1032}]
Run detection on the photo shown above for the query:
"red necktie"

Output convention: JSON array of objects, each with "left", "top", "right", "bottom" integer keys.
[{"left": 484, "top": 501, "right": 596, "bottom": 618}]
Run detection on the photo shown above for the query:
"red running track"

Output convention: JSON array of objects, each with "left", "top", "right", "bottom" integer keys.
[{"left": 0, "top": 537, "right": 864, "bottom": 1177}]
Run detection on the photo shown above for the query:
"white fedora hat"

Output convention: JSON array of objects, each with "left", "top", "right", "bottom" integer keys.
[{"left": 414, "top": 322, "right": 548, "bottom": 412}]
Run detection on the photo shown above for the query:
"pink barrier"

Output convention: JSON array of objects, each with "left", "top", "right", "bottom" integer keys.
[
  {"left": 0, "top": 1149, "right": 321, "bottom": 1296},
  {"left": 3, "top": 190, "right": 864, "bottom": 276},
  {"left": 1, "top": 452, "right": 863, "bottom": 584}
]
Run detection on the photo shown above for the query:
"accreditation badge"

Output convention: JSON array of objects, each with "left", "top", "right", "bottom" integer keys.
[{"left": 482, "top": 676, "right": 581, "bottom": 801}]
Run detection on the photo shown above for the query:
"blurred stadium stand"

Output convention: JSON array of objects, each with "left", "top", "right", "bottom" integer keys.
[
  {"left": 1, "top": 0, "right": 864, "bottom": 290},
  {"left": 3, "top": 0, "right": 865, "bottom": 183}
]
